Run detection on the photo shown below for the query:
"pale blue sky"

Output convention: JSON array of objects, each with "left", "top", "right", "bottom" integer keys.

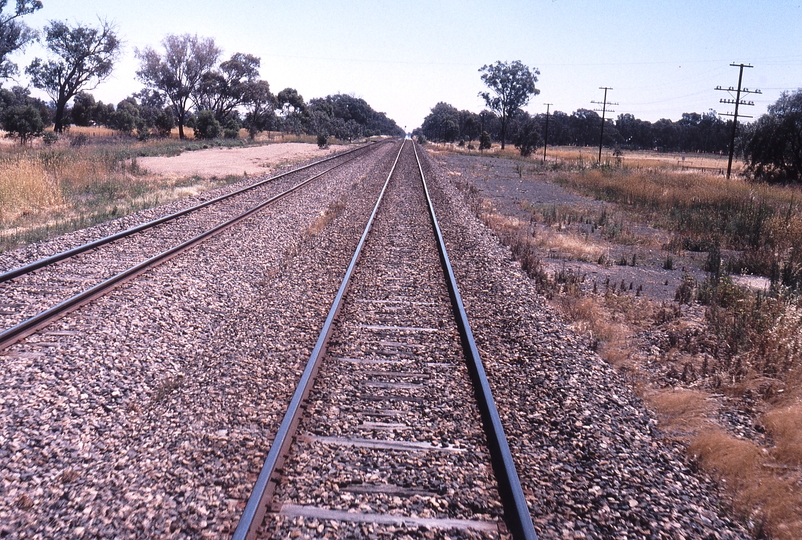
[{"left": 9, "top": 0, "right": 802, "bottom": 131}]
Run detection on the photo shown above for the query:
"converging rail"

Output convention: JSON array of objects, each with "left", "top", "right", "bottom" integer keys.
[
  {"left": 0, "top": 141, "right": 387, "bottom": 351},
  {"left": 233, "top": 140, "right": 537, "bottom": 539}
]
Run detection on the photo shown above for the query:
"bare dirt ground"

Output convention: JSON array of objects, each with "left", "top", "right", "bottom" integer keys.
[{"left": 137, "top": 142, "right": 339, "bottom": 179}]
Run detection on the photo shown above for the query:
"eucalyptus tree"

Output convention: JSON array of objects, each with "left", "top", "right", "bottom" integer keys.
[
  {"left": 136, "top": 34, "right": 221, "bottom": 139},
  {"left": 0, "top": 0, "right": 41, "bottom": 79},
  {"left": 746, "top": 89, "right": 802, "bottom": 183},
  {"left": 478, "top": 60, "right": 539, "bottom": 149},
  {"left": 196, "top": 52, "right": 263, "bottom": 124},
  {"left": 26, "top": 19, "right": 120, "bottom": 133}
]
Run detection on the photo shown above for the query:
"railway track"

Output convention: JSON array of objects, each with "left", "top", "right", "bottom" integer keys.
[
  {"left": 234, "top": 140, "right": 537, "bottom": 539},
  {"left": 0, "top": 141, "right": 386, "bottom": 350}
]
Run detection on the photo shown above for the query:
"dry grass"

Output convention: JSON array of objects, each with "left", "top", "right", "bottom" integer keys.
[
  {"left": 763, "top": 403, "right": 802, "bottom": 466},
  {"left": 546, "top": 146, "right": 735, "bottom": 171},
  {"left": 305, "top": 198, "right": 346, "bottom": 238},
  {"left": 689, "top": 429, "right": 802, "bottom": 539},
  {"left": 646, "top": 389, "right": 714, "bottom": 433},
  {"left": 0, "top": 155, "right": 63, "bottom": 223}
]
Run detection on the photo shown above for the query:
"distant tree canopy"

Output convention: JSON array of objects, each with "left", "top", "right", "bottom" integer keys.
[
  {"left": 136, "top": 34, "right": 221, "bottom": 139},
  {"left": 26, "top": 19, "right": 121, "bottom": 133},
  {"left": 745, "top": 89, "right": 802, "bottom": 183},
  {"left": 0, "top": 0, "right": 41, "bottom": 79},
  {"left": 478, "top": 60, "right": 540, "bottom": 149},
  {"left": 415, "top": 101, "right": 734, "bottom": 157},
  {"left": 300, "top": 93, "right": 403, "bottom": 139}
]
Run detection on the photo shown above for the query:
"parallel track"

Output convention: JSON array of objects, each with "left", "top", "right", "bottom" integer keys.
[
  {"left": 234, "top": 140, "right": 537, "bottom": 539},
  {"left": 0, "top": 141, "right": 387, "bottom": 351}
]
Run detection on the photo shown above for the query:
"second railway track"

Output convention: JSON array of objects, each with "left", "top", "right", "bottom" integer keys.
[
  {"left": 235, "top": 140, "right": 537, "bottom": 539},
  {"left": 0, "top": 141, "right": 387, "bottom": 349}
]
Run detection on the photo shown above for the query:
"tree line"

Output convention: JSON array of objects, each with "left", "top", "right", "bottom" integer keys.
[
  {"left": 415, "top": 59, "right": 802, "bottom": 184},
  {"left": 415, "top": 104, "right": 735, "bottom": 155},
  {"left": 0, "top": 4, "right": 403, "bottom": 143}
]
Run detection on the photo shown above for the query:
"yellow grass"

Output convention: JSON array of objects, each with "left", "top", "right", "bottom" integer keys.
[
  {"left": 646, "top": 389, "right": 713, "bottom": 432},
  {"left": 0, "top": 156, "right": 63, "bottom": 223},
  {"left": 546, "top": 146, "right": 736, "bottom": 171}
]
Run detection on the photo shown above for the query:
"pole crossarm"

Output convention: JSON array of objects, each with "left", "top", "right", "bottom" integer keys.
[
  {"left": 715, "top": 63, "right": 761, "bottom": 178},
  {"left": 592, "top": 87, "right": 618, "bottom": 163}
]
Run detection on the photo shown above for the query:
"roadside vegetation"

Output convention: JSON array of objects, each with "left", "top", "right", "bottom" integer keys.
[{"left": 446, "top": 143, "right": 802, "bottom": 538}]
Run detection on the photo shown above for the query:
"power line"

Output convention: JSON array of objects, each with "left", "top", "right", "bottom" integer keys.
[
  {"left": 715, "top": 63, "right": 761, "bottom": 178},
  {"left": 591, "top": 87, "right": 618, "bottom": 163}
]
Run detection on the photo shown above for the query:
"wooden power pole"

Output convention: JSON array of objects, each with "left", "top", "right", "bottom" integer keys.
[
  {"left": 542, "top": 103, "right": 552, "bottom": 163},
  {"left": 591, "top": 87, "right": 617, "bottom": 164},
  {"left": 716, "top": 63, "right": 761, "bottom": 178}
]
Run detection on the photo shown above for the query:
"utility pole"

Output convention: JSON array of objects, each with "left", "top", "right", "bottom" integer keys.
[
  {"left": 715, "top": 63, "right": 761, "bottom": 178},
  {"left": 591, "top": 87, "right": 617, "bottom": 164},
  {"left": 542, "top": 103, "right": 553, "bottom": 163}
]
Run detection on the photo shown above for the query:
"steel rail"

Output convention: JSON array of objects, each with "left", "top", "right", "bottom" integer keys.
[
  {"left": 232, "top": 139, "right": 407, "bottom": 540},
  {"left": 411, "top": 141, "right": 538, "bottom": 540},
  {"left": 0, "top": 160, "right": 355, "bottom": 352},
  {"left": 0, "top": 141, "right": 382, "bottom": 284}
]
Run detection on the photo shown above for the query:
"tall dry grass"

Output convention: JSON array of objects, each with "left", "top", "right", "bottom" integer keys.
[
  {"left": 0, "top": 155, "right": 63, "bottom": 223},
  {"left": 557, "top": 168, "right": 802, "bottom": 288},
  {"left": 690, "top": 428, "right": 802, "bottom": 539}
]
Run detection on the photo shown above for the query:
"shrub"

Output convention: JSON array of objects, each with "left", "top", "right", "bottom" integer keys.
[
  {"left": 417, "top": 134, "right": 427, "bottom": 145},
  {"left": 2, "top": 105, "right": 45, "bottom": 144},
  {"left": 317, "top": 133, "right": 328, "bottom": 148},
  {"left": 223, "top": 128, "right": 239, "bottom": 139},
  {"left": 154, "top": 108, "right": 175, "bottom": 137},
  {"left": 42, "top": 131, "right": 58, "bottom": 145},
  {"left": 479, "top": 130, "right": 491, "bottom": 150},
  {"left": 194, "top": 110, "right": 220, "bottom": 140},
  {"left": 70, "top": 133, "right": 89, "bottom": 147}
]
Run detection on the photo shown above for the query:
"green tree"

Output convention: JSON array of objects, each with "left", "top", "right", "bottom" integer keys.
[
  {"left": 276, "top": 87, "right": 306, "bottom": 134},
  {"left": 194, "top": 109, "right": 220, "bottom": 139},
  {"left": 2, "top": 103, "right": 44, "bottom": 144},
  {"left": 197, "top": 52, "right": 264, "bottom": 125},
  {"left": 26, "top": 19, "right": 120, "bottom": 133},
  {"left": 108, "top": 97, "right": 143, "bottom": 135},
  {"left": 0, "top": 0, "right": 42, "bottom": 79},
  {"left": 479, "top": 130, "right": 491, "bottom": 150},
  {"left": 243, "top": 80, "right": 275, "bottom": 139},
  {"left": 70, "top": 91, "right": 96, "bottom": 126},
  {"left": 136, "top": 34, "right": 221, "bottom": 139},
  {"left": 745, "top": 90, "right": 802, "bottom": 183},
  {"left": 478, "top": 60, "right": 539, "bottom": 149},
  {"left": 419, "top": 102, "right": 460, "bottom": 142},
  {"left": 511, "top": 113, "right": 542, "bottom": 157}
]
